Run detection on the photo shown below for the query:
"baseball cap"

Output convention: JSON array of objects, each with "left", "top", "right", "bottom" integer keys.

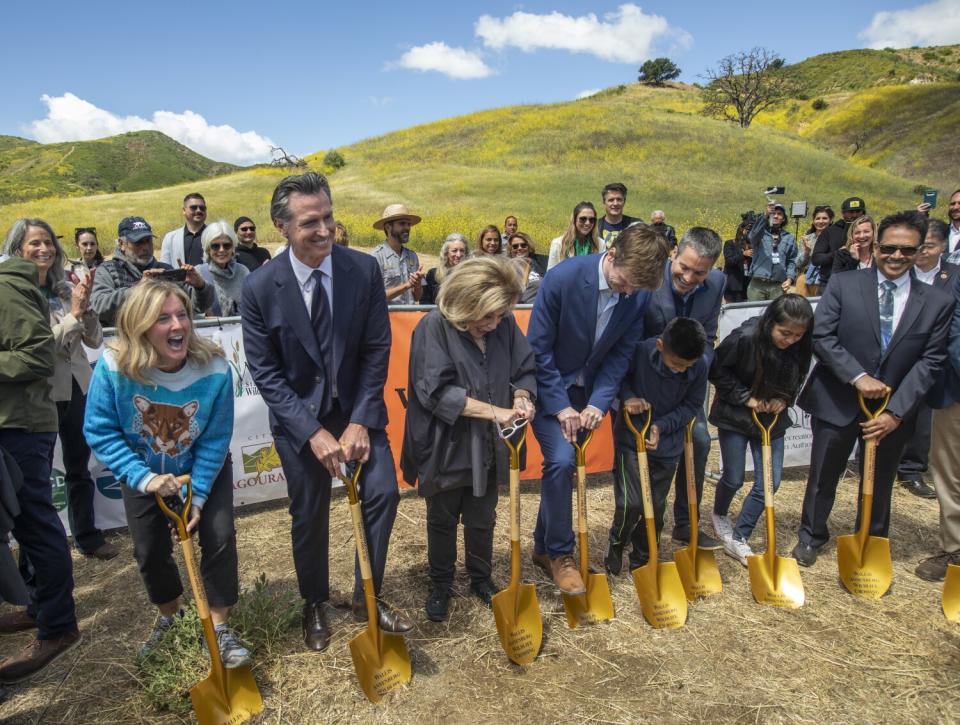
[
  {"left": 841, "top": 197, "right": 866, "bottom": 213},
  {"left": 117, "top": 216, "right": 154, "bottom": 242}
]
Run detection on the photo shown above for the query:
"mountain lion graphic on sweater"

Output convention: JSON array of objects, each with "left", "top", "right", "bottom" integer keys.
[{"left": 132, "top": 395, "right": 200, "bottom": 456}]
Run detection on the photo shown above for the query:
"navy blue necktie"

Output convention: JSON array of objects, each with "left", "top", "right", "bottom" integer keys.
[
  {"left": 879, "top": 280, "right": 895, "bottom": 351},
  {"left": 310, "top": 270, "right": 334, "bottom": 400}
]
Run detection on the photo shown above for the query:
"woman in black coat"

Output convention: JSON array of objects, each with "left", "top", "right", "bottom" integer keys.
[
  {"left": 722, "top": 222, "right": 752, "bottom": 303},
  {"left": 401, "top": 256, "right": 537, "bottom": 622}
]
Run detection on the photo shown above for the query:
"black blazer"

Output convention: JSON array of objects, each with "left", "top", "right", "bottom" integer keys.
[
  {"left": 810, "top": 224, "right": 846, "bottom": 284},
  {"left": 798, "top": 268, "right": 955, "bottom": 426},
  {"left": 722, "top": 240, "right": 749, "bottom": 295},
  {"left": 240, "top": 247, "right": 391, "bottom": 451}
]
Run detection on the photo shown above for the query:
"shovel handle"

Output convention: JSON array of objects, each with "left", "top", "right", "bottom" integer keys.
[
  {"left": 154, "top": 475, "right": 194, "bottom": 541},
  {"left": 858, "top": 390, "right": 891, "bottom": 420},
  {"left": 751, "top": 410, "right": 779, "bottom": 447},
  {"left": 500, "top": 425, "right": 527, "bottom": 470},
  {"left": 571, "top": 428, "right": 594, "bottom": 466},
  {"left": 623, "top": 408, "right": 653, "bottom": 453}
]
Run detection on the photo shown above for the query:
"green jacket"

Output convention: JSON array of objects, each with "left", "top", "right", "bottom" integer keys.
[{"left": 0, "top": 258, "right": 57, "bottom": 432}]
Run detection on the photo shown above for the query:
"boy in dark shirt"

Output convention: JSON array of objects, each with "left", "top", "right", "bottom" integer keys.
[{"left": 605, "top": 317, "right": 708, "bottom": 575}]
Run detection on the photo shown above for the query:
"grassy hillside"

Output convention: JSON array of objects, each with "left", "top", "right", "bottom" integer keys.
[
  {"left": 0, "top": 130, "right": 237, "bottom": 204},
  {"left": 0, "top": 83, "right": 923, "bottom": 259},
  {"left": 780, "top": 45, "right": 960, "bottom": 96}
]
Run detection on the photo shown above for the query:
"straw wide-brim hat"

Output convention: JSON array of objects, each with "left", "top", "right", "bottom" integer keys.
[{"left": 372, "top": 204, "right": 422, "bottom": 230}]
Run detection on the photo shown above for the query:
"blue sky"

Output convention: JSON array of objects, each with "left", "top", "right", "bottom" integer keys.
[{"left": 2, "top": 0, "right": 958, "bottom": 164}]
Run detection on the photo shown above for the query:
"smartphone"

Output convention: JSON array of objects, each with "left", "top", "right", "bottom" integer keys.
[
  {"left": 156, "top": 268, "right": 187, "bottom": 282},
  {"left": 923, "top": 189, "right": 938, "bottom": 209},
  {"left": 764, "top": 186, "right": 786, "bottom": 195}
]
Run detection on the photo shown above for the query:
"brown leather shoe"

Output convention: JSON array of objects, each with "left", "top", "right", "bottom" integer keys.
[
  {"left": 0, "top": 630, "right": 81, "bottom": 683},
  {"left": 352, "top": 598, "right": 414, "bottom": 634},
  {"left": 84, "top": 541, "right": 119, "bottom": 561},
  {"left": 302, "top": 602, "right": 330, "bottom": 652},
  {"left": 0, "top": 610, "right": 37, "bottom": 635},
  {"left": 550, "top": 554, "right": 586, "bottom": 595}
]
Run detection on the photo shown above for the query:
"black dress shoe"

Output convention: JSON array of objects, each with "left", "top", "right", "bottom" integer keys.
[
  {"left": 470, "top": 579, "right": 499, "bottom": 607},
  {"left": 672, "top": 527, "right": 723, "bottom": 551},
  {"left": 604, "top": 543, "right": 623, "bottom": 576},
  {"left": 900, "top": 478, "right": 937, "bottom": 499},
  {"left": 791, "top": 541, "right": 818, "bottom": 567},
  {"left": 352, "top": 599, "right": 414, "bottom": 634},
  {"left": 302, "top": 602, "right": 330, "bottom": 652},
  {"left": 425, "top": 587, "right": 451, "bottom": 622}
]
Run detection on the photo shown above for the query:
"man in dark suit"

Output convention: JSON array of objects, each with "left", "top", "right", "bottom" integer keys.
[
  {"left": 897, "top": 218, "right": 958, "bottom": 498},
  {"left": 241, "top": 172, "right": 411, "bottom": 652},
  {"left": 792, "top": 210, "right": 956, "bottom": 566},
  {"left": 528, "top": 223, "right": 670, "bottom": 593},
  {"left": 636, "top": 227, "right": 725, "bottom": 555}
]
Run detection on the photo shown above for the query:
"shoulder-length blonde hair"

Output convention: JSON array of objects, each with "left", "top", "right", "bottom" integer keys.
[
  {"left": 437, "top": 256, "right": 523, "bottom": 330},
  {"left": 109, "top": 280, "right": 222, "bottom": 383},
  {"left": 845, "top": 215, "right": 876, "bottom": 251},
  {"left": 560, "top": 201, "right": 600, "bottom": 258}
]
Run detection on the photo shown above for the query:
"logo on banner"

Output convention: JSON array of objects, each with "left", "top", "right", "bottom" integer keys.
[
  {"left": 50, "top": 468, "right": 67, "bottom": 512},
  {"left": 227, "top": 339, "right": 262, "bottom": 398},
  {"left": 241, "top": 441, "right": 281, "bottom": 475},
  {"left": 96, "top": 475, "right": 123, "bottom": 500}
]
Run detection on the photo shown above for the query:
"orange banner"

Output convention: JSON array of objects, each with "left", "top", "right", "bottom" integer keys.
[{"left": 385, "top": 309, "right": 615, "bottom": 487}]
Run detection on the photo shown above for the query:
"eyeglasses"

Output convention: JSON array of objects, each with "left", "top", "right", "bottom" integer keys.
[
  {"left": 238, "top": 226, "right": 256, "bottom": 233},
  {"left": 577, "top": 216, "right": 596, "bottom": 224},
  {"left": 494, "top": 415, "right": 529, "bottom": 440},
  {"left": 876, "top": 244, "right": 919, "bottom": 256},
  {"left": 210, "top": 242, "right": 233, "bottom": 251},
  {"left": 188, "top": 204, "right": 207, "bottom": 212},
  {"left": 511, "top": 242, "right": 528, "bottom": 250}
]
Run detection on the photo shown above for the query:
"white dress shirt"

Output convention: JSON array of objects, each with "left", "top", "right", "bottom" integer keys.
[
  {"left": 289, "top": 250, "right": 334, "bottom": 318},
  {"left": 914, "top": 263, "right": 940, "bottom": 286},
  {"left": 877, "top": 268, "right": 910, "bottom": 336}
]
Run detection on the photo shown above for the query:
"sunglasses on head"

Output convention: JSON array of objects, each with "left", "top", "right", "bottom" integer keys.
[
  {"left": 238, "top": 225, "right": 256, "bottom": 233},
  {"left": 75, "top": 226, "right": 96, "bottom": 235},
  {"left": 188, "top": 204, "right": 207, "bottom": 212},
  {"left": 876, "top": 244, "right": 919, "bottom": 256},
  {"left": 210, "top": 242, "right": 233, "bottom": 251}
]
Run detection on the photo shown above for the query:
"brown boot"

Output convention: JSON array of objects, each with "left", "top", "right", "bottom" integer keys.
[
  {"left": 0, "top": 630, "right": 81, "bottom": 683},
  {"left": 550, "top": 554, "right": 586, "bottom": 595},
  {"left": 0, "top": 610, "right": 37, "bottom": 635}
]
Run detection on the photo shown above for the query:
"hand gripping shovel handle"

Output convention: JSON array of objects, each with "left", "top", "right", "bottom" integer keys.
[
  {"left": 857, "top": 390, "right": 891, "bottom": 548},
  {"left": 500, "top": 427, "right": 527, "bottom": 590},
  {"left": 751, "top": 410, "right": 780, "bottom": 569},
  {"left": 571, "top": 430, "right": 594, "bottom": 579}
]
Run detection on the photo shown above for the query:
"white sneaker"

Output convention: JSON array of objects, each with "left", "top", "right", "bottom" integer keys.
[
  {"left": 724, "top": 537, "right": 753, "bottom": 567},
  {"left": 712, "top": 513, "right": 734, "bottom": 543}
]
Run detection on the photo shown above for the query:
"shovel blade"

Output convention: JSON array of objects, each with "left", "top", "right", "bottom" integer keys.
[
  {"left": 561, "top": 572, "right": 615, "bottom": 629},
  {"left": 836, "top": 533, "right": 892, "bottom": 599},
  {"left": 348, "top": 628, "right": 411, "bottom": 703},
  {"left": 674, "top": 546, "right": 723, "bottom": 601},
  {"left": 492, "top": 582, "right": 542, "bottom": 664},
  {"left": 632, "top": 561, "right": 688, "bottom": 629},
  {"left": 747, "top": 553, "right": 805, "bottom": 608},
  {"left": 189, "top": 666, "right": 263, "bottom": 725},
  {"left": 944, "top": 564, "right": 960, "bottom": 623}
]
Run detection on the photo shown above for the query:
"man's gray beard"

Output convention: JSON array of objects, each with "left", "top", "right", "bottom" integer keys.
[{"left": 124, "top": 250, "right": 154, "bottom": 269}]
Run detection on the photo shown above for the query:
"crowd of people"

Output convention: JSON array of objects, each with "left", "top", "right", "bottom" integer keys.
[{"left": 1, "top": 173, "right": 958, "bottom": 694}]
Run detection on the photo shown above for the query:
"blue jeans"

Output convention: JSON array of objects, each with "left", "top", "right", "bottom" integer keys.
[{"left": 712, "top": 428, "right": 784, "bottom": 542}]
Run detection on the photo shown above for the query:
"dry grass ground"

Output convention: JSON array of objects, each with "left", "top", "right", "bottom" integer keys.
[{"left": 1, "top": 459, "right": 958, "bottom": 724}]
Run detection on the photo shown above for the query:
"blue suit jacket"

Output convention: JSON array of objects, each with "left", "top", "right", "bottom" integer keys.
[
  {"left": 642, "top": 259, "right": 724, "bottom": 366},
  {"left": 528, "top": 253, "right": 650, "bottom": 416},
  {"left": 240, "top": 247, "right": 391, "bottom": 451}
]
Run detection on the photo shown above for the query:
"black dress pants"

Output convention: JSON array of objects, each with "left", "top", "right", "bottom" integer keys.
[
  {"left": 897, "top": 403, "right": 932, "bottom": 478},
  {"left": 610, "top": 446, "right": 679, "bottom": 568},
  {"left": 425, "top": 480, "right": 498, "bottom": 589},
  {"left": 798, "top": 414, "right": 914, "bottom": 549}
]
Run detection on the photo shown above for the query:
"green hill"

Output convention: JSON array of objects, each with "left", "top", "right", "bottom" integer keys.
[
  {"left": 0, "top": 82, "right": 924, "bottom": 257},
  {"left": 0, "top": 130, "right": 237, "bottom": 205}
]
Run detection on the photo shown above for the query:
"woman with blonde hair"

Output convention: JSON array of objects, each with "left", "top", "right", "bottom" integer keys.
[
  {"left": 401, "top": 256, "right": 537, "bottom": 621},
  {"left": 831, "top": 215, "right": 876, "bottom": 278},
  {"left": 3, "top": 219, "right": 113, "bottom": 559},
  {"left": 84, "top": 280, "right": 249, "bottom": 667},
  {"left": 197, "top": 219, "right": 249, "bottom": 317},
  {"left": 547, "top": 201, "right": 600, "bottom": 270},
  {"left": 421, "top": 232, "right": 469, "bottom": 305}
]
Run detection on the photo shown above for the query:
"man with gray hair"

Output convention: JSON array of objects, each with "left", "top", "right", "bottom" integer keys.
[
  {"left": 90, "top": 216, "right": 211, "bottom": 326},
  {"left": 606, "top": 226, "right": 726, "bottom": 573},
  {"left": 240, "top": 171, "right": 411, "bottom": 653},
  {"left": 650, "top": 210, "right": 678, "bottom": 248}
]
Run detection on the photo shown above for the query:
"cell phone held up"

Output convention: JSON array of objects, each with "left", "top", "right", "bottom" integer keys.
[
  {"left": 155, "top": 268, "right": 188, "bottom": 283},
  {"left": 764, "top": 186, "right": 785, "bottom": 196},
  {"left": 922, "top": 189, "right": 938, "bottom": 209}
]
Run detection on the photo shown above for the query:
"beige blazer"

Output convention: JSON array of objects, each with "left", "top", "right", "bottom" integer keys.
[{"left": 49, "top": 304, "right": 102, "bottom": 402}]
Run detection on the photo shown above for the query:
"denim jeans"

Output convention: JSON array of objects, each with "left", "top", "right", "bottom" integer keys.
[{"left": 712, "top": 428, "right": 784, "bottom": 542}]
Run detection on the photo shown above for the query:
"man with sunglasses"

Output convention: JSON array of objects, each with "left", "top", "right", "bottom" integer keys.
[
  {"left": 160, "top": 193, "right": 208, "bottom": 268},
  {"left": 233, "top": 216, "right": 271, "bottom": 271},
  {"left": 792, "top": 210, "right": 956, "bottom": 567}
]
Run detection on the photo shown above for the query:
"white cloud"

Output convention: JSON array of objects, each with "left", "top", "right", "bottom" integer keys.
[
  {"left": 368, "top": 95, "right": 394, "bottom": 107},
  {"left": 25, "top": 93, "right": 275, "bottom": 165},
  {"left": 391, "top": 42, "right": 493, "bottom": 79},
  {"left": 576, "top": 88, "right": 601, "bottom": 99},
  {"left": 475, "top": 4, "right": 691, "bottom": 64},
  {"left": 859, "top": 0, "right": 960, "bottom": 48}
]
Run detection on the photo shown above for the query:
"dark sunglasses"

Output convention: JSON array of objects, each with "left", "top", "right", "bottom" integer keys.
[
  {"left": 511, "top": 242, "right": 529, "bottom": 250},
  {"left": 188, "top": 204, "right": 207, "bottom": 211},
  {"left": 577, "top": 216, "right": 596, "bottom": 224},
  {"left": 876, "top": 244, "right": 919, "bottom": 256},
  {"left": 210, "top": 242, "right": 233, "bottom": 251},
  {"left": 238, "top": 225, "right": 256, "bottom": 233}
]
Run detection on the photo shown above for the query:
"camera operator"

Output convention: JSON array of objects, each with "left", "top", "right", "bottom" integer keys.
[{"left": 746, "top": 202, "right": 798, "bottom": 301}]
